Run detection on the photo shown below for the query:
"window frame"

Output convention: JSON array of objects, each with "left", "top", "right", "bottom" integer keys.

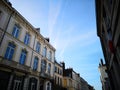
[
  {"left": 33, "top": 57, "right": 39, "bottom": 71},
  {"left": 12, "top": 24, "right": 20, "bottom": 38},
  {"left": 48, "top": 51, "right": 52, "bottom": 60},
  {"left": 4, "top": 42, "right": 16, "bottom": 60},
  {"left": 42, "top": 47, "right": 47, "bottom": 57},
  {"left": 41, "top": 60, "right": 47, "bottom": 73},
  {"left": 48, "top": 63, "right": 51, "bottom": 74},
  {"left": 19, "top": 49, "right": 27, "bottom": 65},
  {"left": 24, "top": 33, "right": 30, "bottom": 45},
  {"left": 13, "top": 80, "right": 22, "bottom": 90},
  {"left": 36, "top": 42, "right": 41, "bottom": 53}
]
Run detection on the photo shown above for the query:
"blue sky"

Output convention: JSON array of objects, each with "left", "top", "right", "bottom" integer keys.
[{"left": 9, "top": 0, "right": 104, "bottom": 90}]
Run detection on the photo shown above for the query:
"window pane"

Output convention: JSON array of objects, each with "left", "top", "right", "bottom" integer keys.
[
  {"left": 36, "top": 42, "right": 40, "bottom": 53},
  {"left": 4, "top": 46, "right": 10, "bottom": 59},
  {"left": 43, "top": 47, "right": 47, "bottom": 57},
  {"left": 9, "top": 48, "right": 14, "bottom": 60},
  {"left": 41, "top": 60, "right": 47, "bottom": 73},
  {"left": 24, "top": 33, "right": 30, "bottom": 45},
  {"left": 19, "top": 50, "right": 27, "bottom": 64},
  {"left": 12, "top": 25, "right": 20, "bottom": 38},
  {"left": 33, "top": 57, "right": 38, "bottom": 70},
  {"left": 48, "top": 63, "right": 51, "bottom": 74},
  {"left": 4, "top": 42, "right": 15, "bottom": 60}
]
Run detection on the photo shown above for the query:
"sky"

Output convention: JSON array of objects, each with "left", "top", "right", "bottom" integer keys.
[{"left": 9, "top": 0, "right": 104, "bottom": 90}]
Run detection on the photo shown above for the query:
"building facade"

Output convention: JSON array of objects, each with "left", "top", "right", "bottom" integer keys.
[
  {"left": 99, "top": 59, "right": 110, "bottom": 90},
  {"left": 53, "top": 60, "right": 64, "bottom": 90},
  {"left": 80, "top": 77, "right": 94, "bottom": 90},
  {"left": 96, "top": 0, "right": 120, "bottom": 90},
  {"left": 62, "top": 62, "right": 81, "bottom": 90},
  {"left": 0, "top": 0, "right": 55, "bottom": 90}
]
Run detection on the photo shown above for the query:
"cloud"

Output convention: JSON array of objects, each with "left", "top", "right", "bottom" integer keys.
[
  {"left": 52, "top": 28, "right": 97, "bottom": 60},
  {"left": 48, "top": 0, "right": 62, "bottom": 37}
]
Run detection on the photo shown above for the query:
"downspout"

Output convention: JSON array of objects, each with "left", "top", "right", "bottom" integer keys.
[{"left": 0, "top": 10, "right": 14, "bottom": 46}]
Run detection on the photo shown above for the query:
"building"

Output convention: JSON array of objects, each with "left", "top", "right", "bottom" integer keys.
[
  {"left": 53, "top": 60, "right": 64, "bottom": 90},
  {"left": 80, "top": 77, "right": 89, "bottom": 90},
  {"left": 98, "top": 59, "right": 110, "bottom": 90},
  {"left": 80, "top": 77, "right": 95, "bottom": 90},
  {"left": 0, "top": 0, "right": 55, "bottom": 90},
  {"left": 95, "top": 0, "right": 120, "bottom": 90},
  {"left": 62, "top": 62, "right": 81, "bottom": 90}
]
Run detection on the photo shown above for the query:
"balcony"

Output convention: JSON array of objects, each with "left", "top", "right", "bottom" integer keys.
[
  {"left": 40, "top": 71, "right": 53, "bottom": 79},
  {"left": 0, "top": 56, "right": 30, "bottom": 73}
]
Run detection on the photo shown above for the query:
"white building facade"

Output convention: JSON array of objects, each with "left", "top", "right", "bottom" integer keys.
[{"left": 0, "top": 0, "right": 55, "bottom": 90}]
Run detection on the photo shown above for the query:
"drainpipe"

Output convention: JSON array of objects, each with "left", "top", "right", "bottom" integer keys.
[{"left": 0, "top": 10, "right": 14, "bottom": 46}]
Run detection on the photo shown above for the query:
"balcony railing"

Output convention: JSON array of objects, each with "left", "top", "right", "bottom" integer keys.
[
  {"left": 0, "top": 56, "right": 30, "bottom": 73},
  {"left": 40, "top": 71, "right": 53, "bottom": 79}
]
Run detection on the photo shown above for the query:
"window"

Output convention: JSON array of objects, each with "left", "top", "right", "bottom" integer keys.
[
  {"left": 36, "top": 42, "right": 41, "bottom": 53},
  {"left": 54, "top": 76, "right": 56, "bottom": 84},
  {"left": 103, "top": 6, "right": 110, "bottom": 29},
  {"left": 47, "top": 82, "right": 51, "bottom": 90},
  {"left": 48, "top": 63, "right": 51, "bottom": 74},
  {"left": 58, "top": 68, "right": 59, "bottom": 74},
  {"left": 33, "top": 57, "right": 38, "bottom": 71},
  {"left": 107, "top": 29, "right": 112, "bottom": 40},
  {"left": 48, "top": 51, "right": 52, "bottom": 60},
  {"left": 24, "top": 33, "right": 30, "bottom": 45},
  {"left": 19, "top": 49, "right": 27, "bottom": 65},
  {"left": 60, "top": 78, "right": 62, "bottom": 86},
  {"left": 41, "top": 60, "right": 47, "bottom": 73},
  {"left": 13, "top": 80, "right": 22, "bottom": 90},
  {"left": 42, "top": 47, "right": 47, "bottom": 57},
  {"left": 54, "top": 66, "right": 57, "bottom": 72},
  {"left": 4, "top": 42, "right": 16, "bottom": 60},
  {"left": 12, "top": 24, "right": 20, "bottom": 38},
  {"left": 30, "top": 83, "right": 35, "bottom": 90},
  {"left": 60, "top": 69, "right": 62, "bottom": 75},
  {"left": 58, "top": 77, "right": 59, "bottom": 85}
]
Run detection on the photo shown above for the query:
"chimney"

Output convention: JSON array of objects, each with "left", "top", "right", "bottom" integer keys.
[
  {"left": 4, "top": 0, "right": 12, "bottom": 6},
  {"left": 35, "top": 28, "right": 40, "bottom": 33},
  {"left": 100, "top": 59, "right": 103, "bottom": 65},
  {"left": 45, "top": 38, "right": 50, "bottom": 42},
  {"left": 61, "top": 62, "right": 65, "bottom": 70}
]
